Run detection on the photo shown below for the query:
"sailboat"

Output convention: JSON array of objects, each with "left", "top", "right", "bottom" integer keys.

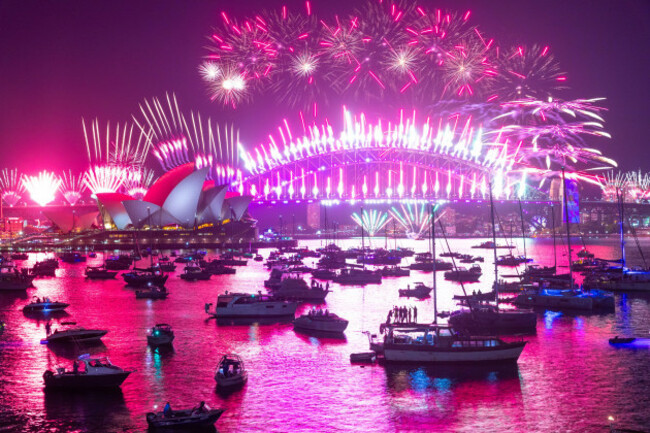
[
  {"left": 584, "top": 187, "right": 650, "bottom": 292},
  {"left": 514, "top": 168, "right": 614, "bottom": 311},
  {"left": 448, "top": 185, "right": 537, "bottom": 335},
  {"left": 376, "top": 204, "right": 527, "bottom": 364}
]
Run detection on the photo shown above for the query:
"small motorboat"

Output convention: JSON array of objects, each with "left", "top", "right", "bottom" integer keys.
[
  {"left": 41, "top": 324, "right": 108, "bottom": 344},
  {"left": 609, "top": 336, "right": 637, "bottom": 344},
  {"left": 311, "top": 268, "right": 336, "bottom": 280},
  {"left": 11, "top": 252, "right": 29, "bottom": 260},
  {"left": 146, "top": 403, "right": 224, "bottom": 429},
  {"left": 88, "top": 252, "right": 97, "bottom": 258},
  {"left": 215, "top": 354, "right": 248, "bottom": 388},
  {"left": 43, "top": 356, "right": 132, "bottom": 389},
  {"left": 180, "top": 265, "right": 211, "bottom": 281},
  {"left": 60, "top": 252, "right": 87, "bottom": 263},
  {"left": 398, "top": 282, "right": 432, "bottom": 298},
  {"left": 350, "top": 352, "right": 376, "bottom": 363},
  {"left": 23, "top": 296, "right": 69, "bottom": 313},
  {"left": 135, "top": 285, "right": 168, "bottom": 299},
  {"left": 122, "top": 269, "right": 168, "bottom": 287},
  {"left": 85, "top": 266, "right": 118, "bottom": 279},
  {"left": 147, "top": 323, "right": 174, "bottom": 346},
  {"left": 254, "top": 254, "right": 264, "bottom": 262},
  {"left": 293, "top": 309, "right": 348, "bottom": 333}
]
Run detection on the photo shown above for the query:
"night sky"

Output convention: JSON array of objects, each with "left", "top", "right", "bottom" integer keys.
[{"left": 1, "top": 0, "right": 648, "bottom": 174}]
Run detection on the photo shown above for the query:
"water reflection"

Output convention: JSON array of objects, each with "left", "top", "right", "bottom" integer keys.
[{"left": 44, "top": 388, "right": 130, "bottom": 431}]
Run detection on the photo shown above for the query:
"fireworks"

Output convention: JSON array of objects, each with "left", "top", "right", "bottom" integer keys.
[
  {"left": 602, "top": 171, "right": 650, "bottom": 202},
  {"left": 123, "top": 168, "right": 156, "bottom": 199},
  {"left": 83, "top": 165, "right": 127, "bottom": 196},
  {"left": 351, "top": 209, "right": 390, "bottom": 236},
  {"left": 389, "top": 203, "right": 432, "bottom": 239},
  {"left": 136, "top": 94, "right": 242, "bottom": 185},
  {"left": 22, "top": 171, "right": 61, "bottom": 206},
  {"left": 83, "top": 118, "right": 150, "bottom": 169},
  {"left": 60, "top": 170, "right": 85, "bottom": 206},
  {"left": 0, "top": 168, "right": 25, "bottom": 206}
]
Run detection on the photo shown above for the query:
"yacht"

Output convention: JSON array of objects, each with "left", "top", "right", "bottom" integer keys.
[
  {"left": 59, "top": 252, "right": 87, "bottom": 263},
  {"left": 122, "top": 269, "right": 168, "bottom": 287},
  {"left": 85, "top": 266, "right": 118, "bottom": 279},
  {"left": 41, "top": 325, "right": 108, "bottom": 344},
  {"left": 381, "top": 266, "right": 411, "bottom": 277},
  {"left": 471, "top": 241, "right": 514, "bottom": 249},
  {"left": 206, "top": 292, "right": 298, "bottom": 318},
  {"left": 448, "top": 304, "right": 537, "bottom": 335},
  {"left": 43, "top": 356, "right": 132, "bottom": 389},
  {"left": 378, "top": 323, "right": 526, "bottom": 364},
  {"left": 215, "top": 354, "right": 247, "bottom": 388},
  {"left": 147, "top": 323, "right": 174, "bottom": 346},
  {"left": 271, "top": 276, "right": 330, "bottom": 301},
  {"left": 333, "top": 268, "right": 382, "bottom": 285},
  {"left": 398, "top": 282, "right": 432, "bottom": 298},
  {"left": 496, "top": 255, "right": 530, "bottom": 266},
  {"left": 311, "top": 268, "right": 336, "bottom": 280},
  {"left": 23, "top": 296, "right": 69, "bottom": 313},
  {"left": 11, "top": 252, "right": 29, "bottom": 260},
  {"left": 0, "top": 268, "right": 35, "bottom": 290},
  {"left": 444, "top": 265, "right": 482, "bottom": 282},
  {"left": 30, "top": 260, "right": 57, "bottom": 277},
  {"left": 180, "top": 265, "right": 211, "bottom": 281},
  {"left": 294, "top": 309, "right": 349, "bottom": 333},
  {"left": 513, "top": 286, "right": 613, "bottom": 311},
  {"left": 409, "top": 259, "right": 453, "bottom": 271},
  {"left": 584, "top": 269, "right": 650, "bottom": 293}
]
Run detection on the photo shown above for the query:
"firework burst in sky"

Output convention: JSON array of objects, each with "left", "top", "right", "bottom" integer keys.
[
  {"left": 60, "top": 170, "right": 86, "bottom": 206},
  {"left": 0, "top": 168, "right": 25, "bottom": 206},
  {"left": 22, "top": 171, "right": 61, "bottom": 206}
]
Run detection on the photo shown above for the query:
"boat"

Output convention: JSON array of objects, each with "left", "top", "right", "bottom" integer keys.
[
  {"left": 122, "top": 269, "right": 168, "bottom": 287},
  {"left": 448, "top": 304, "right": 537, "bottom": 335},
  {"left": 204, "top": 262, "right": 236, "bottom": 275},
  {"left": 146, "top": 404, "right": 224, "bottom": 430},
  {"left": 147, "top": 323, "right": 174, "bottom": 345},
  {"left": 609, "top": 336, "right": 636, "bottom": 344},
  {"left": 0, "top": 268, "right": 35, "bottom": 290},
  {"left": 254, "top": 254, "right": 264, "bottom": 262},
  {"left": 378, "top": 323, "right": 527, "bottom": 364},
  {"left": 409, "top": 259, "right": 454, "bottom": 271},
  {"left": 156, "top": 262, "right": 176, "bottom": 272},
  {"left": 105, "top": 256, "right": 132, "bottom": 270},
  {"left": 381, "top": 266, "right": 411, "bottom": 277},
  {"left": 60, "top": 252, "right": 87, "bottom": 263},
  {"left": 584, "top": 270, "right": 650, "bottom": 293},
  {"left": 180, "top": 265, "right": 211, "bottom": 281},
  {"left": 577, "top": 248, "right": 595, "bottom": 259},
  {"left": 350, "top": 352, "right": 377, "bottom": 363},
  {"left": 513, "top": 286, "right": 614, "bottom": 311},
  {"left": 42, "top": 325, "right": 108, "bottom": 344},
  {"left": 453, "top": 290, "right": 496, "bottom": 302},
  {"left": 135, "top": 285, "right": 168, "bottom": 299},
  {"left": 206, "top": 292, "right": 298, "bottom": 318},
  {"left": 85, "top": 266, "right": 118, "bottom": 279},
  {"left": 311, "top": 268, "right": 336, "bottom": 280},
  {"left": 10, "top": 252, "right": 29, "bottom": 260},
  {"left": 496, "top": 254, "right": 530, "bottom": 266},
  {"left": 398, "top": 282, "right": 432, "bottom": 298},
  {"left": 333, "top": 268, "right": 382, "bottom": 285},
  {"left": 214, "top": 354, "right": 248, "bottom": 388},
  {"left": 471, "top": 241, "right": 514, "bottom": 249},
  {"left": 444, "top": 265, "right": 482, "bottom": 282},
  {"left": 43, "top": 356, "right": 132, "bottom": 389},
  {"left": 30, "top": 260, "right": 57, "bottom": 277},
  {"left": 23, "top": 296, "right": 69, "bottom": 313},
  {"left": 271, "top": 276, "right": 330, "bottom": 301},
  {"left": 293, "top": 309, "right": 348, "bottom": 333}
]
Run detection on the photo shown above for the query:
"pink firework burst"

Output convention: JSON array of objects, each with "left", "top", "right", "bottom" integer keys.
[{"left": 22, "top": 171, "right": 62, "bottom": 206}]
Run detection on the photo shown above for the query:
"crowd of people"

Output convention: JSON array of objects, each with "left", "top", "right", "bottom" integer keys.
[{"left": 386, "top": 305, "right": 418, "bottom": 324}]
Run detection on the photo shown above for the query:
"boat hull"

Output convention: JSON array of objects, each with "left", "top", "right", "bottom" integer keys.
[
  {"left": 293, "top": 317, "right": 348, "bottom": 333},
  {"left": 44, "top": 330, "right": 108, "bottom": 344},
  {"left": 215, "top": 303, "right": 297, "bottom": 318},
  {"left": 146, "top": 409, "right": 224, "bottom": 429},
  {"left": 44, "top": 371, "right": 130, "bottom": 388},
  {"left": 23, "top": 303, "right": 69, "bottom": 312},
  {"left": 383, "top": 342, "right": 526, "bottom": 363},
  {"left": 449, "top": 310, "right": 537, "bottom": 334},
  {"left": 514, "top": 293, "right": 594, "bottom": 310}
]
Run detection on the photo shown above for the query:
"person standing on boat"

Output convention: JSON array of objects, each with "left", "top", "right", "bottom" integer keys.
[
  {"left": 407, "top": 308, "right": 412, "bottom": 323},
  {"left": 45, "top": 321, "right": 51, "bottom": 336},
  {"left": 413, "top": 306, "right": 418, "bottom": 323},
  {"left": 164, "top": 402, "right": 172, "bottom": 418}
]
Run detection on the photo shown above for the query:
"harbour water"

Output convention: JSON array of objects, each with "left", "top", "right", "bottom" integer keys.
[{"left": 1, "top": 237, "right": 649, "bottom": 432}]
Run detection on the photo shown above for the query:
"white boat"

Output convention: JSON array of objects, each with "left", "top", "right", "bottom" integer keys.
[
  {"left": 43, "top": 356, "right": 131, "bottom": 389},
  {"left": 214, "top": 354, "right": 247, "bottom": 388},
  {"left": 23, "top": 296, "right": 69, "bottom": 313},
  {"left": 147, "top": 323, "right": 174, "bottom": 346},
  {"left": 42, "top": 325, "right": 108, "bottom": 344},
  {"left": 380, "top": 323, "right": 526, "bottom": 364},
  {"left": 293, "top": 310, "right": 348, "bottom": 333},
  {"left": 206, "top": 292, "right": 297, "bottom": 318}
]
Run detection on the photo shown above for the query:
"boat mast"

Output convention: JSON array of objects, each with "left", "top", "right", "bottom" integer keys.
[
  {"left": 617, "top": 187, "right": 626, "bottom": 273},
  {"left": 360, "top": 207, "right": 365, "bottom": 271},
  {"left": 431, "top": 203, "right": 437, "bottom": 323},
  {"left": 551, "top": 204, "right": 557, "bottom": 270},
  {"left": 489, "top": 183, "right": 499, "bottom": 310},
  {"left": 518, "top": 199, "right": 527, "bottom": 260},
  {"left": 561, "top": 167, "right": 574, "bottom": 288}
]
